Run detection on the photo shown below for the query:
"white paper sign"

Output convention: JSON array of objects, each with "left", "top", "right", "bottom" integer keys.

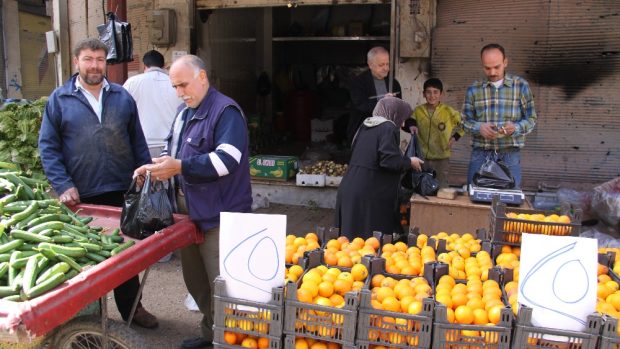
[
  {"left": 519, "top": 233, "right": 597, "bottom": 332},
  {"left": 219, "top": 212, "right": 286, "bottom": 303}
]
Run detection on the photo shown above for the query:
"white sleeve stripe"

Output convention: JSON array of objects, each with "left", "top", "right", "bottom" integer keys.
[
  {"left": 209, "top": 153, "right": 229, "bottom": 177},
  {"left": 216, "top": 143, "right": 242, "bottom": 163}
]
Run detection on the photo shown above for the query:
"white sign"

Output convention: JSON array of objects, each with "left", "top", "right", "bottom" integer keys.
[
  {"left": 219, "top": 212, "right": 286, "bottom": 303},
  {"left": 519, "top": 233, "right": 597, "bottom": 333},
  {"left": 172, "top": 50, "right": 187, "bottom": 61}
]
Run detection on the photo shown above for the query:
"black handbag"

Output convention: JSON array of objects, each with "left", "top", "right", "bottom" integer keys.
[
  {"left": 120, "top": 172, "right": 174, "bottom": 239},
  {"left": 402, "top": 133, "right": 439, "bottom": 196},
  {"left": 473, "top": 157, "right": 516, "bottom": 189}
]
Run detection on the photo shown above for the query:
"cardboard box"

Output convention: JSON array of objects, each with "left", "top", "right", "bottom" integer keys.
[{"left": 249, "top": 155, "right": 298, "bottom": 180}]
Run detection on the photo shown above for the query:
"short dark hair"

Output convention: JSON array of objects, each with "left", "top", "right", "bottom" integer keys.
[
  {"left": 73, "top": 38, "right": 109, "bottom": 58},
  {"left": 143, "top": 50, "right": 165, "bottom": 68},
  {"left": 481, "top": 43, "right": 506, "bottom": 58},
  {"left": 423, "top": 78, "right": 443, "bottom": 92}
]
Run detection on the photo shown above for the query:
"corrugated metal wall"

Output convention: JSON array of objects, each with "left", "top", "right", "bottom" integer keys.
[{"left": 431, "top": 0, "right": 620, "bottom": 189}]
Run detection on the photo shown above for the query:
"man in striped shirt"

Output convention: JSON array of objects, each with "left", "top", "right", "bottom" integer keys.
[{"left": 462, "top": 43, "right": 537, "bottom": 188}]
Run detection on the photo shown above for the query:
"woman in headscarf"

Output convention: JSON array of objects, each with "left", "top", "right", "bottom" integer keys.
[{"left": 335, "top": 97, "right": 424, "bottom": 240}]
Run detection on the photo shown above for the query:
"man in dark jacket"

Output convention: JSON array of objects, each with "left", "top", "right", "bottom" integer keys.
[
  {"left": 347, "top": 46, "right": 402, "bottom": 145},
  {"left": 134, "top": 54, "right": 252, "bottom": 349},
  {"left": 38, "top": 38, "right": 158, "bottom": 328}
]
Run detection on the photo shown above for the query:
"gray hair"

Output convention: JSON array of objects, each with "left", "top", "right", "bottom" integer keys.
[
  {"left": 367, "top": 46, "right": 389, "bottom": 63},
  {"left": 73, "top": 38, "right": 108, "bottom": 58},
  {"left": 173, "top": 55, "right": 207, "bottom": 78}
]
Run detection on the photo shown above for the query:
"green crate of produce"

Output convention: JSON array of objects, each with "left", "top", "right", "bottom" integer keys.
[{"left": 249, "top": 155, "right": 298, "bottom": 180}]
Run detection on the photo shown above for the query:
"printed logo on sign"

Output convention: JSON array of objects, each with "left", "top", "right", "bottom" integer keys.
[{"left": 263, "top": 159, "right": 275, "bottom": 166}]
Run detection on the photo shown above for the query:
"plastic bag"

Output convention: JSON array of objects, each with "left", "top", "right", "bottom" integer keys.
[
  {"left": 120, "top": 172, "right": 174, "bottom": 239},
  {"left": 591, "top": 177, "right": 620, "bottom": 227},
  {"left": 97, "top": 12, "right": 133, "bottom": 64},
  {"left": 557, "top": 188, "right": 593, "bottom": 219},
  {"left": 473, "top": 158, "right": 515, "bottom": 189},
  {"left": 412, "top": 170, "right": 439, "bottom": 196}
]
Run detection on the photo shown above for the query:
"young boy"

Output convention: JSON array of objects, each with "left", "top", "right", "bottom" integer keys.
[{"left": 410, "top": 78, "right": 464, "bottom": 188}]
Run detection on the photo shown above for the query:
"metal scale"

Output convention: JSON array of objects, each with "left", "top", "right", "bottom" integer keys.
[{"left": 469, "top": 184, "right": 525, "bottom": 205}]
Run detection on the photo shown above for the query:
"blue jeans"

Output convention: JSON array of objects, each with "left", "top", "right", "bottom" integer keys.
[{"left": 467, "top": 148, "right": 522, "bottom": 188}]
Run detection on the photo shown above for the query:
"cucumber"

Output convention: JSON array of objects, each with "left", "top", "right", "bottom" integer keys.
[
  {"left": 3, "top": 294, "right": 22, "bottom": 301},
  {"left": 25, "top": 272, "right": 65, "bottom": 299},
  {"left": 37, "top": 242, "right": 87, "bottom": 258},
  {"left": 3, "top": 202, "right": 38, "bottom": 227},
  {"left": 51, "top": 235, "right": 73, "bottom": 244},
  {"left": 0, "top": 261, "right": 8, "bottom": 278},
  {"left": 0, "top": 285, "right": 20, "bottom": 297},
  {"left": 10, "top": 230, "right": 52, "bottom": 243},
  {"left": 96, "top": 250, "right": 112, "bottom": 258},
  {"left": 26, "top": 214, "right": 72, "bottom": 229},
  {"left": 76, "top": 242, "right": 102, "bottom": 252},
  {"left": 0, "top": 254, "right": 9, "bottom": 262},
  {"left": 0, "top": 239, "right": 24, "bottom": 254},
  {"left": 84, "top": 252, "right": 106, "bottom": 263},
  {"left": 28, "top": 221, "right": 66, "bottom": 234},
  {"left": 22, "top": 254, "right": 42, "bottom": 293},
  {"left": 111, "top": 240, "right": 135, "bottom": 256},
  {"left": 1, "top": 173, "right": 34, "bottom": 200},
  {"left": 35, "top": 262, "right": 70, "bottom": 284},
  {"left": 56, "top": 253, "right": 82, "bottom": 272}
]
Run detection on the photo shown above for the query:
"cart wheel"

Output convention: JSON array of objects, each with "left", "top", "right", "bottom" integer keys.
[{"left": 52, "top": 315, "right": 149, "bottom": 349}]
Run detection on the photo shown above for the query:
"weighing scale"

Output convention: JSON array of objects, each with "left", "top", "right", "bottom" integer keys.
[{"left": 469, "top": 184, "right": 525, "bottom": 205}]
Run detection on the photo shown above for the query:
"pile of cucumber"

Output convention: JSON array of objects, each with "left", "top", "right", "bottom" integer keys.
[{"left": 0, "top": 162, "right": 134, "bottom": 301}]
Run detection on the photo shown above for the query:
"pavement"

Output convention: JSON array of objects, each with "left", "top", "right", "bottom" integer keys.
[{"left": 104, "top": 203, "right": 335, "bottom": 348}]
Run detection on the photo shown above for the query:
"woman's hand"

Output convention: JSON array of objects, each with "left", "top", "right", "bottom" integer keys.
[{"left": 410, "top": 157, "right": 424, "bottom": 172}]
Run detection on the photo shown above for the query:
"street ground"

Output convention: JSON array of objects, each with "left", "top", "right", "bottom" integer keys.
[{"left": 105, "top": 203, "right": 335, "bottom": 348}]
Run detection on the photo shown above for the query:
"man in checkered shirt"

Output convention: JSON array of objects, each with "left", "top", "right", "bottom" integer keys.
[{"left": 462, "top": 43, "right": 537, "bottom": 188}]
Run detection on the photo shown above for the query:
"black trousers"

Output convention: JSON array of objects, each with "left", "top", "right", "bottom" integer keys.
[{"left": 81, "top": 190, "right": 143, "bottom": 320}]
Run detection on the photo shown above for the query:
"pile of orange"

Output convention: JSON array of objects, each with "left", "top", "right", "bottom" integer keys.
[
  {"left": 433, "top": 232, "right": 483, "bottom": 255},
  {"left": 437, "top": 250, "right": 493, "bottom": 281},
  {"left": 286, "top": 233, "right": 321, "bottom": 265},
  {"left": 503, "top": 212, "right": 572, "bottom": 241},
  {"left": 366, "top": 274, "right": 432, "bottom": 345},
  {"left": 494, "top": 245, "right": 521, "bottom": 282},
  {"left": 323, "top": 236, "right": 379, "bottom": 268},
  {"left": 435, "top": 275, "right": 506, "bottom": 328},
  {"left": 223, "top": 332, "right": 270, "bottom": 349},
  {"left": 293, "top": 337, "right": 341, "bottom": 349},
  {"left": 297, "top": 264, "right": 368, "bottom": 307},
  {"left": 380, "top": 242, "right": 435, "bottom": 276},
  {"left": 286, "top": 264, "right": 305, "bottom": 282}
]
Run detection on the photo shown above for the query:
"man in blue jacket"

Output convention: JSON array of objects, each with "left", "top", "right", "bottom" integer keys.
[
  {"left": 134, "top": 54, "right": 252, "bottom": 349},
  {"left": 38, "top": 38, "right": 158, "bottom": 328}
]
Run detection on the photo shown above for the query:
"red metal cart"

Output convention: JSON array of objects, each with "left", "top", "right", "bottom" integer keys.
[{"left": 0, "top": 204, "right": 201, "bottom": 348}]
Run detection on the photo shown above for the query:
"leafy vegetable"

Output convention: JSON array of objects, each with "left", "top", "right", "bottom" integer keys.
[{"left": 0, "top": 98, "right": 47, "bottom": 174}]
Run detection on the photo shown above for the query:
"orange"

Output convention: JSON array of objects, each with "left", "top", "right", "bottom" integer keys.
[
  {"left": 223, "top": 331, "right": 237, "bottom": 345},
  {"left": 351, "top": 264, "right": 369, "bottom": 281},
  {"left": 337, "top": 255, "right": 353, "bottom": 268},
  {"left": 299, "top": 281, "right": 319, "bottom": 298},
  {"left": 454, "top": 305, "right": 474, "bottom": 324},
  {"left": 438, "top": 275, "right": 456, "bottom": 287},
  {"left": 435, "top": 293, "right": 453, "bottom": 309},
  {"left": 310, "top": 342, "right": 327, "bottom": 349},
  {"left": 326, "top": 343, "right": 340, "bottom": 349},
  {"left": 451, "top": 293, "right": 469, "bottom": 308},
  {"left": 257, "top": 337, "right": 269, "bottom": 349},
  {"left": 400, "top": 295, "right": 416, "bottom": 313},
  {"left": 407, "top": 300, "right": 424, "bottom": 315},
  {"left": 235, "top": 332, "right": 247, "bottom": 344},
  {"left": 472, "top": 308, "right": 489, "bottom": 325},
  {"left": 375, "top": 287, "right": 396, "bottom": 303},
  {"left": 333, "top": 279, "right": 352, "bottom": 296},
  {"left": 324, "top": 252, "right": 338, "bottom": 266},
  {"left": 241, "top": 338, "right": 258, "bottom": 349},
  {"left": 487, "top": 304, "right": 504, "bottom": 324},
  {"left": 382, "top": 296, "right": 401, "bottom": 312},
  {"left": 302, "top": 270, "right": 323, "bottom": 285},
  {"left": 365, "top": 236, "right": 380, "bottom": 250},
  {"left": 352, "top": 281, "right": 365, "bottom": 291},
  {"left": 466, "top": 297, "right": 485, "bottom": 310},
  {"left": 445, "top": 307, "right": 456, "bottom": 323},
  {"left": 370, "top": 274, "right": 385, "bottom": 288},
  {"left": 294, "top": 338, "right": 309, "bottom": 349},
  {"left": 318, "top": 281, "right": 334, "bottom": 298},
  {"left": 297, "top": 288, "right": 314, "bottom": 303}
]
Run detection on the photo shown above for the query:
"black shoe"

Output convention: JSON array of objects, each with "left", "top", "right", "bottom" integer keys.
[{"left": 181, "top": 337, "right": 211, "bottom": 349}]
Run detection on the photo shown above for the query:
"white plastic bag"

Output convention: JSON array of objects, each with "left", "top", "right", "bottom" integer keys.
[{"left": 184, "top": 293, "right": 199, "bottom": 312}]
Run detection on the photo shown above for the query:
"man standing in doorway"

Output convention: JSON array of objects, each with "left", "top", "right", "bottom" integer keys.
[
  {"left": 123, "top": 50, "right": 182, "bottom": 158},
  {"left": 134, "top": 55, "right": 252, "bottom": 349},
  {"left": 38, "top": 38, "right": 158, "bottom": 328},
  {"left": 348, "top": 46, "right": 402, "bottom": 145},
  {"left": 462, "top": 43, "right": 537, "bottom": 188}
]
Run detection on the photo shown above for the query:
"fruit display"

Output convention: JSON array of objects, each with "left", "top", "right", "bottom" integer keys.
[
  {"left": 0, "top": 167, "right": 133, "bottom": 301},
  {"left": 222, "top": 332, "right": 271, "bottom": 349},
  {"left": 296, "top": 264, "right": 368, "bottom": 307},
  {"left": 323, "top": 236, "right": 378, "bottom": 268},
  {"left": 380, "top": 241, "right": 435, "bottom": 277},
  {"left": 286, "top": 232, "right": 321, "bottom": 265},
  {"left": 503, "top": 212, "right": 572, "bottom": 236},
  {"left": 298, "top": 161, "right": 347, "bottom": 177}
]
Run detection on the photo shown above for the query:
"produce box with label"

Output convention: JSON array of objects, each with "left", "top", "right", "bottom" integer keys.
[{"left": 249, "top": 155, "right": 298, "bottom": 180}]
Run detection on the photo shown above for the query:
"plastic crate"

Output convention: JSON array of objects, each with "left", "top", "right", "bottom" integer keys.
[
  {"left": 356, "top": 258, "right": 435, "bottom": 349},
  {"left": 325, "top": 175, "right": 343, "bottom": 187},
  {"left": 213, "top": 328, "right": 283, "bottom": 349},
  {"left": 512, "top": 306, "right": 601, "bottom": 349},
  {"left": 432, "top": 303, "right": 513, "bottom": 349},
  {"left": 600, "top": 316, "right": 620, "bottom": 349},
  {"left": 213, "top": 276, "right": 284, "bottom": 339},
  {"left": 489, "top": 196, "right": 582, "bottom": 246},
  {"left": 296, "top": 174, "right": 325, "bottom": 187},
  {"left": 283, "top": 334, "right": 356, "bottom": 349}
]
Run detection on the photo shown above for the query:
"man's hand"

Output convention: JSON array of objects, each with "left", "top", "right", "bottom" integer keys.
[
  {"left": 410, "top": 157, "right": 424, "bottom": 172},
  {"left": 60, "top": 187, "right": 80, "bottom": 206},
  {"left": 143, "top": 156, "right": 182, "bottom": 181},
  {"left": 499, "top": 122, "right": 516, "bottom": 136},
  {"left": 479, "top": 123, "right": 498, "bottom": 140}
]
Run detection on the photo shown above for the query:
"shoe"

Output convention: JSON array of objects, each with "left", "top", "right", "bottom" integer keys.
[
  {"left": 180, "top": 336, "right": 211, "bottom": 349},
  {"left": 132, "top": 307, "right": 159, "bottom": 329}
]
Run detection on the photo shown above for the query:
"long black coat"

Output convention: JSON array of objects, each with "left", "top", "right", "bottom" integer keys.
[{"left": 335, "top": 122, "right": 411, "bottom": 239}]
